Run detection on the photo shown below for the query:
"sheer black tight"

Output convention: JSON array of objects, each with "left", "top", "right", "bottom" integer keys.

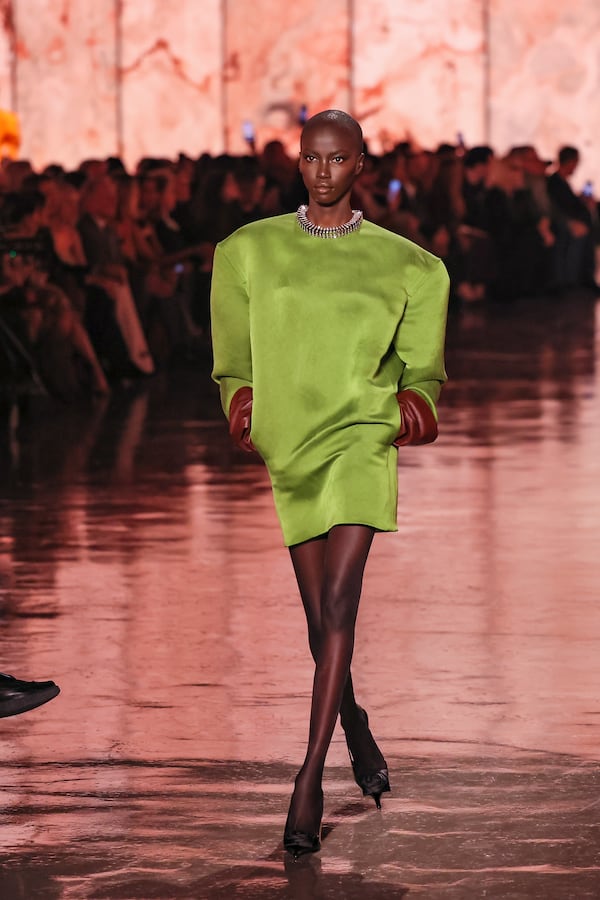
[{"left": 287, "top": 524, "right": 383, "bottom": 834}]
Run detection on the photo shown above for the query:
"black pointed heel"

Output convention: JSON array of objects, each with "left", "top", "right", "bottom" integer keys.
[
  {"left": 283, "top": 788, "right": 323, "bottom": 859},
  {"left": 346, "top": 706, "right": 391, "bottom": 809},
  {"left": 283, "top": 825, "right": 322, "bottom": 859},
  {"left": 352, "top": 766, "right": 391, "bottom": 809}
]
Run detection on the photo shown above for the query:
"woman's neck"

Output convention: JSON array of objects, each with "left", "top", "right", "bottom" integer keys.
[{"left": 305, "top": 201, "right": 354, "bottom": 229}]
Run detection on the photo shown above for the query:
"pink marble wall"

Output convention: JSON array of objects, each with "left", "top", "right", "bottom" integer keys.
[
  {"left": 353, "top": 0, "right": 487, "bottom": 152},
  {"left": 224, "top": 0, "right": 350, "bottom": 155},
  {"left": 14, "top": 0, "right": 118, "bottom": 167},
  {"left": 489, "top": 1, "right": 600, "bottom": 184},
  {"left": 0, "top": 1, "right": 598, "bottom": 181},
  {"left": 0, "top": 0, "right": 14, "bottom": 109},
  {"left": 120, "top": 0, "right": 222, "bottom": 169}
]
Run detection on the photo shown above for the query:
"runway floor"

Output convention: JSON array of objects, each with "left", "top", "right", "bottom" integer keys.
[{"left": 1, "top": 295, "right": 599, "bottom": 899}]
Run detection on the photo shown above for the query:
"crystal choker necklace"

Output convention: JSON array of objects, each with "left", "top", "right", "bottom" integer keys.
[{"left": 296, "top": 205, "right": 363, "bottom": 239}]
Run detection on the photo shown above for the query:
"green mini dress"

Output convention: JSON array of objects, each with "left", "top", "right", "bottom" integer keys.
[{"left": 210, "top": 213, "right": 449, "bottom": 546}]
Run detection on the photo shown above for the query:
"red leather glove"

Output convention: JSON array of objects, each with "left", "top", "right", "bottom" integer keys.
[
  {"left": 393, "top": 389, "right": 438, "bottom": 446},
  {"left": 229, "top": 386, "right": 255, "bottom": 453}
]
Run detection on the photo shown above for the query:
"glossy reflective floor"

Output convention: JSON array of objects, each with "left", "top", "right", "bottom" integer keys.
[{"left": 1, "top": 295, "right": 600, "bottom": 899}]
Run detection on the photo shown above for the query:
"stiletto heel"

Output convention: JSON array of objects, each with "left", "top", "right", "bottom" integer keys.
[
  {"left": 283, "top": 823, "right": 322, "bottom": 859},
  {"left": 352, "top": 767, "right": 390, "bottom": 809},
  {"left": 283, "top": 788, "right": 323, "bottom": 859},
  {"left": 345, "top": 706, "right": 391, "bottom": 808}
]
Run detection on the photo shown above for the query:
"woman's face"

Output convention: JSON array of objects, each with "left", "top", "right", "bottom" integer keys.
[
  {"left": 299, "top": 123, "right": 364, "bottom": 207},
  {"left": 60, "top": 184, "right": 80, "bottom": 226}
]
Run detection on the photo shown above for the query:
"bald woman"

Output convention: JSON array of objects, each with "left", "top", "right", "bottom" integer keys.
[{"left": 211, "top": 110, "right": 449, "bottom": 857}]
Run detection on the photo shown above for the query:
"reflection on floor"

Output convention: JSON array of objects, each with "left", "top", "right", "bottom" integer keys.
[{"left": 1, "top": 295, "right": 599, "bottom": 899}]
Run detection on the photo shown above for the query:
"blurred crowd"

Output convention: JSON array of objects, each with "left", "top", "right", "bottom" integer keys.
[{"left": 0, "top": 137, "right": 599, "bottom": 403}]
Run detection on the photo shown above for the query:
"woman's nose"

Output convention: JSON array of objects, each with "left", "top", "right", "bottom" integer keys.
[{"left": 316, "top": 160, "right": 330, "bottom": 178}]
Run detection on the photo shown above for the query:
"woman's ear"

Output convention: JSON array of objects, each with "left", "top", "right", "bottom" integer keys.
[{"left": 356, "top": 153, "right": 365, "bottom": 175}]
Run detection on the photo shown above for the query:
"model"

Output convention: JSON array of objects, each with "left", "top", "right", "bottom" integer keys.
[{"left": 211, "top": 110, "right": 449, "bottom": 858}]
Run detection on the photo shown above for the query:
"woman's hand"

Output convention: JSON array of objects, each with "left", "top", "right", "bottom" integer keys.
[
  {"left": 393, "top": 390, "right": 438, "bottom": 446},
  {"left": 229, "top": 387, "right": 255, "bottom": 453}
]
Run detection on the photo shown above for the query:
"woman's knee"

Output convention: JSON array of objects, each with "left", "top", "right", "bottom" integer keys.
[
  {"left": 321, "top": 577, "right": 360, "bottom": 632},
  {"left": 307, "top": 623, "right": 321, "bottom": 659}
]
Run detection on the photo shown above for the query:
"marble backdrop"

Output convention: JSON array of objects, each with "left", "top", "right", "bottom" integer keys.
[
  {"left": 353, "top": 0, "right": 486, "bottom": 153},
  {"left": 12, "top": 0, "right": 118, "bottom": 166},
  {"left": 224, "top": 0, "right": 350, "bottom": 156},
  {"left": 120, "top": 0, "right": 222, "bottom": 164},
  {"left": 0, "top": 0, "right": 13, "bottom": 110},
  {"left": 489, "top": 1, "right": 600, "bottom": 181},
  {"left": 0, "top": 1, "right": 598, "bottom": 179}
]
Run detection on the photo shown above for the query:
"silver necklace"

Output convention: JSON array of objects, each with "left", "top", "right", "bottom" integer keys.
[{"left": 296, "top": 205, "right": 363, "bottom": 239}]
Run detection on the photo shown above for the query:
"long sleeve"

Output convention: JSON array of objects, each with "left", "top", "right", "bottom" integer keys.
[
  {"left": 210, "top": 241, "right": 253, "bottom": 417},
  {"left": 393, "top": 256, "right": 450, "bottom": 418}
]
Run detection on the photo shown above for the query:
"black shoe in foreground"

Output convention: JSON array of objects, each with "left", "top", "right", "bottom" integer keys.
[
  {"left": 345, "top": 706, "right": 391, "bottom": 809},
  {"left": 283, "top": 787, "right": 323, "bottom": 859},
  {"left": 352, "top": 766, "right": 391, "bottom": 809},
  {"left": 283, "top": 824, "right": 322, "bottom": 859},
  {"left": 0, "top": 673, "right": 60, "bottom": 718}
]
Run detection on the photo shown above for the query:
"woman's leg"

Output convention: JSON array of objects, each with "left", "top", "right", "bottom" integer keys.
[
  {"left": 286, "top": 524, "right": 375, "bottom": 835},
  {"left": 289, "top": 536, "right": 386, "bottom": 777},
  {"left": 101, "top": 280, "right": 155, "bottom": 374},
  {"left": 65, "top": 314, "right": 111, "bottom": 394},
  {"left": 289, "top": 534, "right": 327, "bottom": 664}
]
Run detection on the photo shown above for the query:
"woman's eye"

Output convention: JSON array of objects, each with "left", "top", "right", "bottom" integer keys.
[
  {"left": 332, "top": 156, "right": 345, "bottom": 163},
  {"left": 304, "top": 155, "right": 316, "bottom": 162}
]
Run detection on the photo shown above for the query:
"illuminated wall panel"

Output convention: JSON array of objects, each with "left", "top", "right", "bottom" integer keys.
[
  {"left": 0, "top": 2, "right": 598, "bottom": 180},
  {"left": 0, "top": 12, "right": 13, "bottom": 108},
  {"left": 488, "top": 1, "right": 600, "bottom": 182},
  {"left": 353, "top": 0, "right": 486, "bottom": 153},
  {"left": 224, "top": 0, "right": 350, "bottom": 155},
  {"left": 120, "top": 0, "right": 223, "bottom": 168},
  {"left": 14, "top": 0, "right": 118, "bottom": 167}
]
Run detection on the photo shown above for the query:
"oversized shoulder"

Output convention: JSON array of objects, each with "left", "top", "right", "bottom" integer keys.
[
  {"left": 359, "top": 220, "right": 448, "bottom": 286},
  {"left": 218, "top": 213, "right": 438, "bottom": 263},
  {"left": 215, "top": 214, "right": 448, "bottom": 292},
  {"left": 217, "top": 214, "right": 297, "bottom": 257}
]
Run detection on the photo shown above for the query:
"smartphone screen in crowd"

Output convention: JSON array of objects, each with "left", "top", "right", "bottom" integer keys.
[{"left": 387, "top": 179, "right": 402, "bottom": 203}]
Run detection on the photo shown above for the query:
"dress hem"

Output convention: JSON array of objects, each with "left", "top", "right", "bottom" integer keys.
[{"left": 283, "top": 520, "right": 398, "bottom": 548}]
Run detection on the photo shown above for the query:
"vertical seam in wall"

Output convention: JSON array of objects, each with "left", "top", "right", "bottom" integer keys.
[
  {"left": 221, "top": 0, "right": 228, "bottom": 153},
  {"left": 10, "top": 0, "right": 18, "bottom": 112},
  {"left": 348, "top": 0, "right": 354, "bottom": 114},
  {"left": 115, "top": 0, "right": 123, "bottom": 157},
  {"left": 483, "top": 0, "right": 491, "bottom": 143}
]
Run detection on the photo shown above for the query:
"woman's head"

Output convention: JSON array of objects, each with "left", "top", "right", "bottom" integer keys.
[
  {"left": 487, "top": 156, "right": 525, "bottom": 194},
  {"left": 1, "top": 190, "right": 46, "bottom": 233},
  {"left": 80, "top": 176, "right": 118, "bottom": 221},
  {"left": 301, "top": 110, "right": 363, "bottom": 153},
  {"left": 138, "top": 169, "right": 177, "bottom": 218},
  {"left": 299, "top": 110, "right": 364, "bottom": 208},
  {"left": 39, "top": 178, "right": 81, "bottom": 227},
  {"left": 113, "top": 173, "right": 141, "bottom": 221}
]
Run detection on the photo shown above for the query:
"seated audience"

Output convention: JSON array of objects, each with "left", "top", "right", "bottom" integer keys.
[
  {"left": 137, "top": 169, "right": 205, "bottom": 356},
  {"left": 547, "top": 146, "right": 599, "bottom": 294},
  {"left": 451, "top": 146, "right": 496, "bottom": 302},
  {"left": 0, "top": 199, "right": 109, "bottom": 397},
  {"left": 2, "top": 130, "right": 598, "bottom": 406},
  {"left": 38, "top": 176, "right": 89, "bottom": 315},
  {"left": 78, "top": 176, "right": 155, "bottom": 375},
  {"left": 484, "top": 155, "right": 550, "bottom": 300}
]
